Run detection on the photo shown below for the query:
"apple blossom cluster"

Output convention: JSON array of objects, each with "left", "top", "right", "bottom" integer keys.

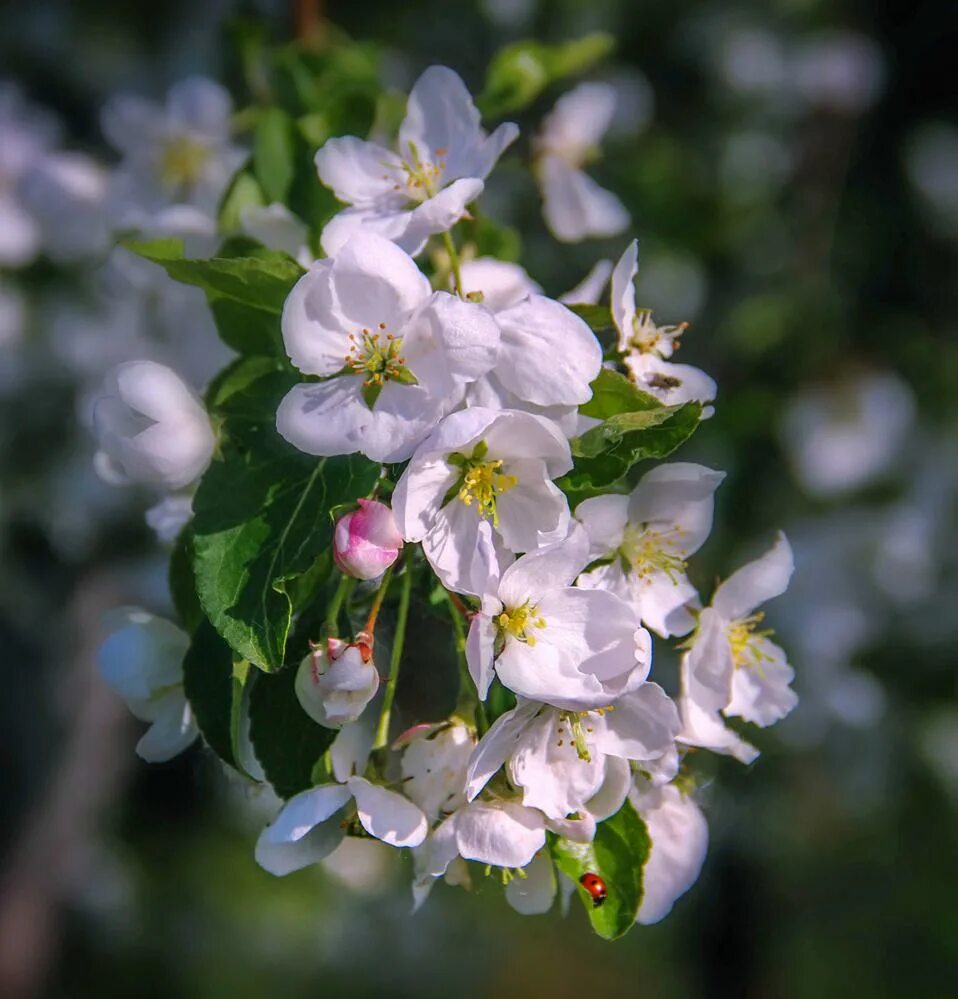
[{"left": 90, "top": 60, "right": 799, "bottom": 938}]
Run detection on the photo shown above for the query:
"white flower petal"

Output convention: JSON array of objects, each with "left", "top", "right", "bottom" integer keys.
[
  {"left": 460, "top": 258, "right": 540, "bottom": 312},
  {"left": 559, "top": 258, "right": 613, "bottom": 306},
  {"left": 494, "top": 295, "right": 602, "bottom": 406},
  {"left": 632, "top": 783, "right": 709, "bottom": 925},
  {"left": 255, "top": 784, "right": 352, "bottom": 876},
  {"left": 592, "top": 683, "right": 680, "bottom": 762},
  {"left": 346, "top": 776, "right": 428, "bottom": 848},
  {"left": 538, "top": 82, "right": 617, "bottom": 162},
  {"left": 540, "top": 155, "right": 630, "bottom": 243},
  {"left": 454, "top": 800, "right": 545, "bottom": 868},
  {"left": 585, "top": 755, "right": 632, "bottom": 822},
  {"left": 505, "top": 850, "right": 556, "bottom": 915},
  {"left": 315, "top": 135, "right": 405, "bottom": 205},
  {"left": 135, "top": 691, "right": 197, "bottom": 762},
  {"left": 684, "top": 608, "right": 734, "bottom": 712},
  {"left": 575, "top": 493, "right": 630, "bottom": 557},
  {"left": 713, "top": 532, "right": 794, "bottom": 621},
  {"left": 275, "top": 378, "right": 371, "bottom": 458},
  {"left": 610, "top": 240, "right": 638, "bottom": 350},
  {"left": 725, "top": 638, "right": 797, "bottom": 727},
  {"left": 465, "top": 699, "right": 540, "bottom": 800},
  {"left": 498, "top": 524, "right": 590, "bottom": 607}
]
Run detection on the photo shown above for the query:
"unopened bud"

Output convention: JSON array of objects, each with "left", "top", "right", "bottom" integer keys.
[
  {"left": 333, "top": 499, "right": 403, "bottom": 581},
  {"left": 295, "top": 638, "right": 379, "bottom": 728}
]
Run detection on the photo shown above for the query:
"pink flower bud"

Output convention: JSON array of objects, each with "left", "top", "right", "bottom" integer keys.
[{"left": 333, "top": 499, "right": 403, "bottom": 581}]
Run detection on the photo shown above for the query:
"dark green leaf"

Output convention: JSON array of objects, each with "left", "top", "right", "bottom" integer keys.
[
  {"left": 192, "top": 370, "right": 381, "bottom": 671},
  {"left": 182, "top": 618, "right": 238, "bottom": 768},
  {"left": 248, "top": 662, "right": 337, "bottom": 798},
  {"left": 478, "top": 33, "right": 615, "bottom": 118},
  {"left": 169, "top": 530, "right": 203, "bottom": 635},
  {"left": 567, "top": 304, "right": 615, "bottom": 334},
  {"left": 124, "top": 238, "right": 304, "bottom": 314},
  {"left": 560, "top": 401, "right": 702, "bottom": 496},
  {"left": 208, "top": 294, "right": 284, "bottom": 357},
  {"left": 550, "top": 801, "right": 651, "bottom": 940},
  {"left": 254, "top": 108, "right": 296, "bottom": 203}
]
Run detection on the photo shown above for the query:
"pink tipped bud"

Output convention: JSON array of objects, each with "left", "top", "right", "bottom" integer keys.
[
  {"left": 295, "top": 638, "right": 379, "bottom": 729},
  {"left": 333, "top": 499, "right": 403, "bottom": 581}
]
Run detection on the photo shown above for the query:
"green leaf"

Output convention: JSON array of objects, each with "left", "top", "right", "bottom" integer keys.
[
  {"left": 478, "top": 33, "right": 615, "bottom": 118},
  {"left": 567, "top": 304, "right": 615, "bottom": 335},
  {"left": 579, "top": 368, "right": 662, "bottom": 420},
  {"left": 572, "top": 407, "right": 682, "bottom": 459},
  {"left": 248, "top": 662, "right": 337, "bottom": 798},
  {"left": 207, "top": 294, "right": 284, "bottom": 357},
  {"left": 169, "top": 530, "right": 203, "bottom": 635},
  {"left": 124, "top": 238, "right": 304, "bottom": 314},
  {"left": 218, "top": 168, "right": 265, "bottom": 234},
  {"left": 191, "top": 369, "right": 381, "bottom": 671},
  {"left": 557, "top": 369, "right": 702, "bottom": 497},
  {"left": 550, "top": 801, "right": 651, "bottom": 940},
  {"left": 560, "top": 402, "right": 702, "bottom": 496},
  {"left": 182, "top": 618, "right": 239, "bottom": 769},
  {"left": 253, "top": 108, "right": 296, "bottom": 203}
]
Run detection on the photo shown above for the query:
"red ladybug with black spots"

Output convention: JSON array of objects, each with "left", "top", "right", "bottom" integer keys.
[{"left": 580, "top": 872, "right": 608, "bottom": 908}]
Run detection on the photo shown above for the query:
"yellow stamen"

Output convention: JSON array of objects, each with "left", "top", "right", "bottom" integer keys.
[
  {"left": 728, "top": 612, "right": 776, "bottom": 671},
  {"left": 621, "top": 523, "right": 688, "bottom": 584},
  {"left": 496, "top": 603, "right": 545, "bottom": 647},
  {"left": 458, "top": 459, "right": 517, "bottom": 527}
]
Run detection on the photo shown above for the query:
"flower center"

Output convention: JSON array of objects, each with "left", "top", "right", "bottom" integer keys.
[
  {"left": 160, "top": 136, "right": 210, "bottom": 188},
  {"left": 448, "top": 441, "right": 518, "bottom": 527},
  {"left": 497, "top": 602, "right": 545, "bottom": 647},
  {"left": 344, "top": 324, "right": 417, "bottom": 401},
  {"left": 727, "top": 612, "right": 775, "bottom": 670},
  {"left": 400, "top": 141, "right": 448, "bottom": 201},
  {"left": 629, "top": 310, "right": 687, "bottom": 357},
  {"left": 620, "top": 524, "right": 688, "bottom": 583}
]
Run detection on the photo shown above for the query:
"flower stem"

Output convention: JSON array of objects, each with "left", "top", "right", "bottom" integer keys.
[
  {"left": 324, "top": 573, "right": 355, "bottom": 637},
  {"left": 443, "top": 230, "right": 464, "bottom": 297},
  {"left": 373, "top": 549, "right": 413, "bottom": 749},
  {"left": 364, "top": 563, "right": 395, "bottom": 635},
  {"left": 446, "top": 591, "right": 488, "bottom": 736}
]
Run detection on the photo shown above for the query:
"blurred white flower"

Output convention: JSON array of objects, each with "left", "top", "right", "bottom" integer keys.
[
  {"left": 534, "top": 82, "right": 630, "bottom": 242},
  {"left": 93, "top": 360, "right": 216, "bottom": 490},
  {"left": 906, "top": 122, "right": 958, "bottom": 238},
  {"left": 102, "top": 76, "right": 245, "bottom": 221},
  {"left": 97, "top": 608, "right": 197, "bottom": 762},
  {"left": 781, "top": 372, "right": 916, "bottom": 498},
  {"left": 791, "top": 31, "right": 884, "bottom": 115},
  {"left": 18, "top": 151, "right": 111, "bottom": 262}
]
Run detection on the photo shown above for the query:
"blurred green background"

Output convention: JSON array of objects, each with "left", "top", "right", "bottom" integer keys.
[{"left": 1, "top": 1, "right": 956, "bottom": 996}]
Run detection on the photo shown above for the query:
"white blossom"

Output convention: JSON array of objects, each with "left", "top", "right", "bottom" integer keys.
[
  {"left": 534, "top": 83, "right": 630, "bottom": 242},
  {"left": 611, "top": 240, "right": 716, "bottom": 412},
  {"left": 781, "top": 373, "right": 915, "bottom": 498},
  {"left": 576, "top": 463, "right": 724, "bottom": 637},
  {"left": 102, "top": 76, "right": 245, "bottom": 221},
  {"left": 277, "top": 233, "right": 500, "bottom": 463},
  {"left": 462, "top": 523, "right": 653, "bottom": 711},
  {"left": 93, "top": 360, "right": 216, "bottom": 490},
  {"left": 316, "top": 66, "right": 517, "bottom": 256},
  {"left": 256, "top": 776, "right": 428, "bottom": 877},
  {"left": 679, "top": 533, "right": 797, "bottom": 758},
  {"left": 393, "top": 407, "right": 573, "bottom": 593},
  {"left": 97, "top": 609, "right": 197, "bottom": 762},
  {"left": 465, "top": 684, "right": 679, "bottom": 827}
]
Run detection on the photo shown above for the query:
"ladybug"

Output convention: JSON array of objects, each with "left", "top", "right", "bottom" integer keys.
[{"left": 579, "top": 872, "right": 608, "bottom": 909}]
